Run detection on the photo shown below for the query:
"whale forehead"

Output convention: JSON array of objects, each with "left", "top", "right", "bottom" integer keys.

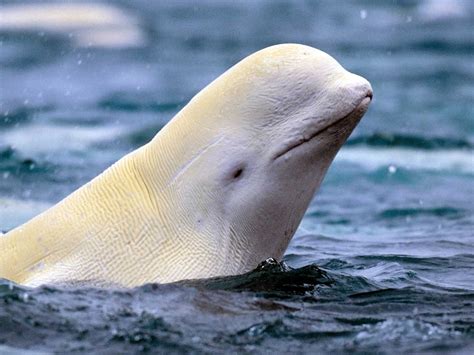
[
  {"left": 179, "top": 44, "right": 350, "bottom": 123},
  {"left": 243, "top": 44, "right": 346, "bottom": 88},
  {"left": 243, "top": 44, "right": 343, "bottom": 73},
  {"left": 205, "top": 45, "right": 356, "bottom": 132}
]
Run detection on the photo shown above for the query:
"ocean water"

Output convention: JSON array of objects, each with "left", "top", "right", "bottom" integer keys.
[{"left": 0, "top": 0, "right": 473, "bottom": 353}]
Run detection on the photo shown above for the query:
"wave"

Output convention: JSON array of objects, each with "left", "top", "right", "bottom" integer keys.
[
  {"left": 378, "top": 207, "right": 464, "bottom": 219},
  {"left": 0, "top": 146, "right": 51, "bottom": 174},
  {"left": 0, "top": 197, "right": 51, "bottom": 232},
  {"left": 6, "top": 257, "right": 466, "bottom": 298},
  {"left": 1, "top": 257, "right": 473, "bottom": 353},
  {"left": 182, "top": 258, "right": 333, "bottom": 295},
  {"left": 336, "top": 146, "right": 474, "bottom": 174},
  {"left": 347, "top": 133, "right": 473, "bottom": 150},
  {"left": 352, "top": 318, "right": 461, "bottom": 350},
  {"left": 0, "top": 3, "right": 146, "bottom": 49},
  {"left": 418, "top": 0, "right": 469, "bottom": 22},
  {"left": 0, "top": 105, "right": 53, "bottom": 128},
  {"left": 0, "top": 123, "right": 123, "bottom": 157},
  {"left": 354, "top": 253, "right": 474, "bottom": 267},
  {"left": 98, "top": 93, "right": 184, "bottom": 113}
]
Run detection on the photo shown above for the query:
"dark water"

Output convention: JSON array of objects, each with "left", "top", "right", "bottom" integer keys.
[{"left": 1, "top": 0, "right": 473, "bottom": 353}]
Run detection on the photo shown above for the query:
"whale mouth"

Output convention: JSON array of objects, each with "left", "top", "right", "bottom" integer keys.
[{"left": 273, "top": 94, "right": 372, "bottom": 161}]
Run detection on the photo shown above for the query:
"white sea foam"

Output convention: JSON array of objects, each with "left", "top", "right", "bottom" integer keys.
[
  {"left": 0, "top": 123, "right": 123, "bottom": 157},
  {"left": 0, "top": 198, "right": 51, "bottom": 232},
  {"left": 0, "top": 345, "right": 50, "bottom": 355},
  {"left": 0, "top": 3, "right": 145, "bottom": 48},
  {"left": 353, "top": 318, "right": 460, "bottom": 346},
  {"left": 336, "top": 147, "right": 474, "bottom": 174},
  {"left": 418, "top": 0, "right": 468, "bottom": 22}
]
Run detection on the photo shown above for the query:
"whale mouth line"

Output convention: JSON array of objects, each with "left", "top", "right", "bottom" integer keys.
[{"left": 273, "top": 95, "right": 372, "bottom": 161}]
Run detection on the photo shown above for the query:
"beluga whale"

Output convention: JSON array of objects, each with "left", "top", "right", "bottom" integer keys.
[{"left": 0, "top": 44, "right": 372, "bottom": 288}]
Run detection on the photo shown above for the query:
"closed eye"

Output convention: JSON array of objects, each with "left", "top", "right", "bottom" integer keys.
[{"left": 233, "top": 168, "right": 243, "bottom": 179}]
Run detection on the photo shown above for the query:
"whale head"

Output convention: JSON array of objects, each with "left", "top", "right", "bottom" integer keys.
[{"left": 145, "top": 44, "right": 372, "bottom": 281}]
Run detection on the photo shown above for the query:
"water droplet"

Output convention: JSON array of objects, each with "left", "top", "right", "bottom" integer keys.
[{"left": 360, "top": 9, "right": 367, "bottom": 19}]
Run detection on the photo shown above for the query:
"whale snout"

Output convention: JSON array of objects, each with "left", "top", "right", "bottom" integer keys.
[
  {"left": 347, "top": 76, "right": 373, "bottom": 122},
  {"left": 366, "top": 88, "right": 373, "bottom": 100},
  {"left": 361, "top": 80, "right": 373, "bottom": 101},
  {"left": 347, "top": 74, "right": 373, "bottom": 103}
]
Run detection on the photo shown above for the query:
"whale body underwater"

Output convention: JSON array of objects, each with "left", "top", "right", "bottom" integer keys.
[{"left": 0, "top": 44, "right": 372, "bottom": 288}]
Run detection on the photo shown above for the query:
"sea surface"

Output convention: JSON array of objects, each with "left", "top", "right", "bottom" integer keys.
[{"left": 0, "top": 0, "right": 473, "bottom": 353}]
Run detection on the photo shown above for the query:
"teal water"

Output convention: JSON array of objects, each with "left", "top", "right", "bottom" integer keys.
[{"left": 1, "top": 0, "right": 473, "bottom": 353}]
